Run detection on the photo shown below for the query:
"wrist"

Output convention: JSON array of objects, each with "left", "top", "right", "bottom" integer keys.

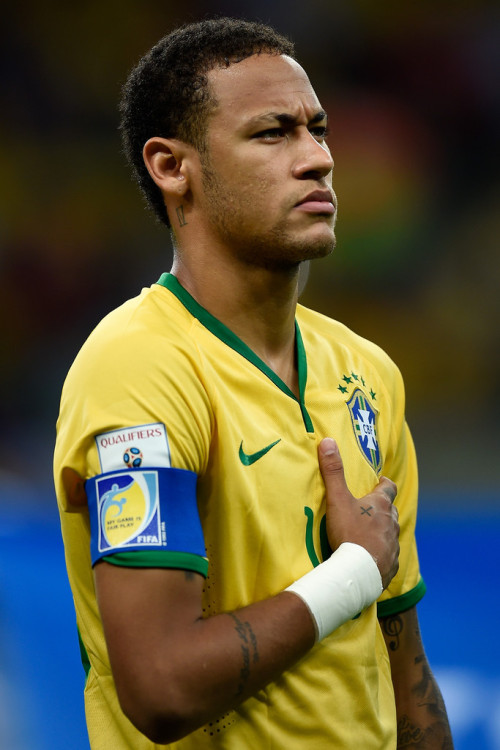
[{"left": 285, "top": 542, "right": 382, "bottom": 641}]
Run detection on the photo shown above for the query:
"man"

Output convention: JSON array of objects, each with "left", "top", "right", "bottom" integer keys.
[{"left": 54, "top": 17, "right": 454, "bottom": 749}]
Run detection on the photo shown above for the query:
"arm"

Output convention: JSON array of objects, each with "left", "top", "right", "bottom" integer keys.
[
  {"left": 379, "top": 606, "right": 454, "bottom": 749},
  {"left": 95, "top": 438, "right": 400, "bottom": 744},
  {"left": 95, "top": 563, "right": 315, "bottom": 743}
]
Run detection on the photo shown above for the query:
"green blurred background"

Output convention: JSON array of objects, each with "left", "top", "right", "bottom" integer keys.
[{"left": 1, "top": 2, "right": 499, "bottom": 748}]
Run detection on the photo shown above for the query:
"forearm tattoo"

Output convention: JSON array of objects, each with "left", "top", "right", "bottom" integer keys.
[
  {"left": 401, "top": 654, "right": 453, "bottom": 748},
  {"left": 381, "top": 613, "right": 403, "bottom": 651},
  {"left": 397, "top": 715, "right": 426, "bottom": 746},
  {"left": 397, "top": 699, "right": 454, "bottom": 749},
  {"left": 381, "top": 613, "right": 454, "bottom": 748},
  {"left": 228, "top": 613, "right": 259, "bottom": 698}
]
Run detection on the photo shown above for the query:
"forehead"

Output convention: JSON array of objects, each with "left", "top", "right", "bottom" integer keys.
[{"left": 206, "top": 54, "right": 323, "bottom": 124}]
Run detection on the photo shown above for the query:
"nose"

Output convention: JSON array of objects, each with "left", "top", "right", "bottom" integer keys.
[{"left": 292, "top": 130, "right": 334, "bottom": 180}]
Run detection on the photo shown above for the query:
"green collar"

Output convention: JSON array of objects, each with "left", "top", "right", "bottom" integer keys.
[{"left": 156, "top": 273, "right": 314, "bottom": 432}]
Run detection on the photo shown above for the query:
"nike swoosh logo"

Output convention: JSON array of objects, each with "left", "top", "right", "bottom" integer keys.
[{"left": 239, "top": 438, "right": 281, "bottom": 466}]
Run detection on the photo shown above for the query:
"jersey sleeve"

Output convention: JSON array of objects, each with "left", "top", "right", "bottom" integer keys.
[
  {"left": 376, "top": 367, "right": 426, "bottom": 617},
  {"left": 54, "top": 295, "right": 213, "bottom": 574}
]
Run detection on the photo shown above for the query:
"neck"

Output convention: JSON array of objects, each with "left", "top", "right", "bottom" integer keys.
[{"left": 171, "top": 250, "right": 301, "bottom": 395}]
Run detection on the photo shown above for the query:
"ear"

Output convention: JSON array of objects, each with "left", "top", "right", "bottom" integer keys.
[{"left": 142, "top": 137, "right": 191, "bottom": 197}]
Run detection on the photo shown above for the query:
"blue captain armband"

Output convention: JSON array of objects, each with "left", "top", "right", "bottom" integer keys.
[{"left": 86, "top": 467, "right": 207, "bottom": 575}]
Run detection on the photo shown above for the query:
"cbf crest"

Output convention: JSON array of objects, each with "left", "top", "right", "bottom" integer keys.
[{"left": 346, "top": 387, "right": 382, "bottom": 474}]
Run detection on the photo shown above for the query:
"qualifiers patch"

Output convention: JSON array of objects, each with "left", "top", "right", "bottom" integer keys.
[
  {"left": 346, "top": 388, "right": 382, "bottom": 474},
  {"left": 86, "top": 467, "right": 205, "bottom": 565},
  {"left": 95, "top": 423, "right": 170, "bottom": 473}
]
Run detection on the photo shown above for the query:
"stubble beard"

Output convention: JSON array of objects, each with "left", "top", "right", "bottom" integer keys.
[{"left": 200, "top": 159, "right": 336, "bottom": 272}]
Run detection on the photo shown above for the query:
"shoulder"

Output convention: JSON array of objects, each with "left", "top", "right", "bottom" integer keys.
[
  {"left": 83, "top": 283, "right": 197, "bottom": 351},
  {"left": 65, "top": 284, "right": 201, "bottom": 389},
  {"left": 56, "top": 283, "right": 213, "bottom": 478},
  {"left": 59, "top": 283, "right": 213, "bottom": 443}
]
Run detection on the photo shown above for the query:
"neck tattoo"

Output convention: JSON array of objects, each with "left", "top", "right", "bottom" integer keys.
[{"left": 176, "top": 205, "right": 188, "bottom": 227}]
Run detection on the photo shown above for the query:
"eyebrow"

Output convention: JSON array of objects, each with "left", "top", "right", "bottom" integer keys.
[{"left": 248, "top": 109, "right": 328, "bottom": 127}]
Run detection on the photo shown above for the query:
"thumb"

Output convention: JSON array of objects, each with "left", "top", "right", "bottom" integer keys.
[
  {"left": 318, "top": 438, "right": 348, "bottom": 486},
  {"left": 375, "top": 476, "right": 398, "bottom": 505}
]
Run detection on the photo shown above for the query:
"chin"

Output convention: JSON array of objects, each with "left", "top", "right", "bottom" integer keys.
[
  {"left": 233, "top": 223, "right": 336, "bottom": 271},
  {"left": 269, "top": 241, "right": 335, "bottom": 272},
  {"left": 300, "top": 229, "right": 336, "bottom": 261}
]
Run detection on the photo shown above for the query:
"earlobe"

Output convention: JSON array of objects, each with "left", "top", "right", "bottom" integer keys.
[{"left": 143, "top": 137, "right": 189, "bottom": 196}]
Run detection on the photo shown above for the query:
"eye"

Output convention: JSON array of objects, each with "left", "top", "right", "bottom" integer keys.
[
  {"left": 310, "top": 125, "right": 329, "bottom": 141},
  {"left": 253, "top": 128, "right": 286, "bottom": 141}
]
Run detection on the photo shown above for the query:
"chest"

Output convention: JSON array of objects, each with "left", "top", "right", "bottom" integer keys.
[
  {"left": 198, "top": 355, "right": 389, "bottom": 566},
  {"left": 202, "top": 353, "right": 387, "bottom": 503}
]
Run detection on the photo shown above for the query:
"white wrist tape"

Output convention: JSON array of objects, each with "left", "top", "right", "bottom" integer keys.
[{"left": 286, "top": 542, "right": 383, "bottom": 641}]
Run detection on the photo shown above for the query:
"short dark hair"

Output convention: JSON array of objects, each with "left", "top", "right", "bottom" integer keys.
[{"left": 119, "top": 17, "right": 295, "bottom": 227}]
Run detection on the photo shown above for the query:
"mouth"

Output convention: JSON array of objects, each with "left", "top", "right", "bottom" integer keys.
[{"left": 295, "top": 190, "right": 336, "bottom": 215}]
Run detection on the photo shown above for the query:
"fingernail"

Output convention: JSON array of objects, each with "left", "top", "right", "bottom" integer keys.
[{"left": 321, "top": 438, "right": 338, "bottom": 455}]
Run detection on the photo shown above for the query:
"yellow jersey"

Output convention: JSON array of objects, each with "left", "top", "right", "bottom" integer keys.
[{"left": 54, "top": 273, "right": 425, "bottom": 749}]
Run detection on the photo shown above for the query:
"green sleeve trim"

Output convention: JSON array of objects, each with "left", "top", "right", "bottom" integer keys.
[
  {"left": 77, "top": 627, "right": 91, "bottom": 680},
  {"left": 377, "top": 576, "right": 427, "bottom": 618},
  {"left": 102, "top": 550, "right": 209, "bottom": 577}
]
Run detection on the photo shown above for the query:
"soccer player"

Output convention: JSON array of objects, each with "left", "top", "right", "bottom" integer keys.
[{"left": 54, "top": 17, "right": 454, "bottom": 749}]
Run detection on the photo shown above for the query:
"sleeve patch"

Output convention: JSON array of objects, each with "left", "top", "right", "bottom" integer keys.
[
  {"left": 86, "top": 467, "right": 205, "bottom": 566},
  {"left": 95, "top": 422, "right": 171, "bottom": 472}
]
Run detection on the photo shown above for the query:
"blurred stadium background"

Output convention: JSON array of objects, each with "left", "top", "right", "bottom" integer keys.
[{"left": 1, "top": 1, "right": 498, "bottom": 748}]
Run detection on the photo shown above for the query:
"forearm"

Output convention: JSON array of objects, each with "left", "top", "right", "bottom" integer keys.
[
  {"left": 380, "top": 610, "right": 454, "bottom": 749},
  {"left": 97, "top": 565, "right": 316, "bottom": 743},
  {"left": 393, "top": 657, "right": 453, "bottom": 749},
  {"left": 99, "top": 541, "right": 382, "bottom": 743},
  {"left": 143, "top": 591, "right": 315, "bottom": 741}
]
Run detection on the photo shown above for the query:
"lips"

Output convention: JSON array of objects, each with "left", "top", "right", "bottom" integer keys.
[{"left": 295, "top": 190, "right": 336, "bottom": 214}]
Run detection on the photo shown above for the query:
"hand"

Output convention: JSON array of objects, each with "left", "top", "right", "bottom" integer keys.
[{"left": 318, "top": 438, "right": 400, "bottom": 590}]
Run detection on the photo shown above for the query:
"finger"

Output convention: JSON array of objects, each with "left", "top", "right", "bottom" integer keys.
[
  {"left": 377, "top": 476, "right": 397, "bottom": 505},
  {"left": 318, "top": 438, "right": 348, "bottom": 486}
]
